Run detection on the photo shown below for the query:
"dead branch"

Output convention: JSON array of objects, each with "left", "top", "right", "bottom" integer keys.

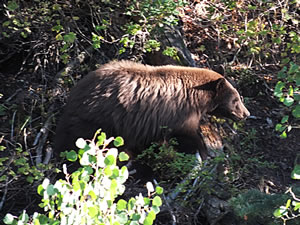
[{"left": 34, "top": 105, "right": 55, "bottom": 166}]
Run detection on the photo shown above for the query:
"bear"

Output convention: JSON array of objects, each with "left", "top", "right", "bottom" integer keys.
[{"left": 55, "top": 60, "right": 250, "bottom": 160}]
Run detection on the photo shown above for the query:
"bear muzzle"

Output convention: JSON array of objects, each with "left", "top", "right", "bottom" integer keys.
[{"left": 231, "top": 106, "right": 250, "bottom": 120}]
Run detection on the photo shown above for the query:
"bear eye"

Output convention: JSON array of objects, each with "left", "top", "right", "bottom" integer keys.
[{"left": 233, "top": 97, "right": 239, "bottom": 103}]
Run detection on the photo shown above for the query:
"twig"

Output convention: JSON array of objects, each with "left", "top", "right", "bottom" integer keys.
[
  {"left": 0, "top": 178, "right": 8, "bottom": 211},
  {"left": 153, "top": 179, "right": 177, "bottom": 225},
  {"left": 10, "top": 110, "right": 16, "bottom": 141},
  {"left": 193, "top": 198, "right": 204, "bottom": 225},
  {"left": 184, "top": 160, "right": 219, "bottom": 201},
  {"left": 35, "top": 105, "right": 55, "bottom": 166},
  {"left": 166, "top": 152, "right": 202, "bottom": 203},
  {"left": 287, "top": 187, "right": 300, "bottom": 202},
  {"left": 5, "top": 89, "right": 22, "bottom": 103},
  {"left": 54, "top": 46, "right": 95, "bottom": 83},
  {"left": 43, "top": 146, "right": 53, "bottom": 165}
]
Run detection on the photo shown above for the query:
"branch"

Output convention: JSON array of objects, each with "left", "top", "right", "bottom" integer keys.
[{"left": 34, "top": 105, "right": 55, "bottom": 166}]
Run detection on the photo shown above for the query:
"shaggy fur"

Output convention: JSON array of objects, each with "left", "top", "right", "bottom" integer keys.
[{"left": 55, "top": 61, "right": 250, "bottom": 158}]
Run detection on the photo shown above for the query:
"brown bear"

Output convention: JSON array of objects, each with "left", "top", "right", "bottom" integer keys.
[{"left": 55, "top": 60, "right": 250, "bottom": 159}]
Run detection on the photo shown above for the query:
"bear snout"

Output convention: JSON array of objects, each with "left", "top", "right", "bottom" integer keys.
[
  {"left": 243, "top": 108, "right": 250, "bottom": 118},
  {"left": 235, "top": 106, "right": 250, "bottom": 120},
  {"left": 231, "top": 106, "right": 250, "bottom": 120}
]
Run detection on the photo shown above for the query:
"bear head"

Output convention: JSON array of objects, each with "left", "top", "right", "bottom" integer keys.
[
  {"left": 196, "top": 77, "right": 250, "bottom": 121},
  {"left": 212, "top": 78, "right": 250, "bottom": 120}
]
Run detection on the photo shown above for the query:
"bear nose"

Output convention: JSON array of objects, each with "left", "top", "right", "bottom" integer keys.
[{"left": 244, "top": 109, "right": 250, "bottom": 118}]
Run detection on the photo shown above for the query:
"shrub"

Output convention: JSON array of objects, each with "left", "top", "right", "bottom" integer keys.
[
  {"left": 3, "top": 130, "right": 163, "bottom": 225},
  {"left": 137, "top": 138, "right": 196, "bottom": 182},
  {"left": 273, "top": 165, "right": 300, "bottom": 224},
  {"left": 274, "top": 62, "right": 300, "bottom": 138}
]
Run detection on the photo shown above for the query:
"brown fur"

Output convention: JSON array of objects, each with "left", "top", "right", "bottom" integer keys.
[{"left": 55, "top": 61, "right": 250, "bottom": 158}]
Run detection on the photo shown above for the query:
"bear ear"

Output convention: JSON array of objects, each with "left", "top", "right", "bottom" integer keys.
[
  {"left": 215, "top": 78, "right": 226, "bottom": 91},
  {"left": 194, "top": 78, "right": 226, "bottom": 92}
]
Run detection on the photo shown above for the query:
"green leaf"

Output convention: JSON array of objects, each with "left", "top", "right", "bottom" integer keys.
[
  {"left": 144, "top": 197, "right": 151, "bottom": 206},
  {"left": 52, "top": 25, "right": 63, "bottom": 33},
  {"left": 274, "top": 81, "right": 285, "bottom": 97},
  {"left": 52, "top": 4, "right": 61, "bottom": 10},
  {"left": 72, "top": 177, "right": 80, "bottom": 191},
  {"left": 56, "top": 33, "right": 63, "bottom": 41},
  {"left": 281, "top": 115, "right": 289, "bottom": 123},
  {"left": 36, "top": 214, "right": 49, "bottom": 224},
  {"left": 6, "top": 1, "right": 19, "bottom": 11},
  {"left": 128, "top": 198, "right": 136, "bottom": 211},
  {"left": 83, "top": 166, "right": 94, "bottom": 175},
  {"left": 66, "top": 150, "right": 78, "bottom": 162},
  {"left": 294, "top": 201, "right": 300, "bottom": 211},
  {"left": 46, "top": 184, "right": 56, "bottom": 196},
  {"left": 89, "top": 190, "right": 97, "bottom": 200},
  {"left": 117, "top": 199, "right": 127, "bottom": 210},
  {"left": 288, "top": 63, "right": 299, "bottom": 75},
  {"left": 95, "top": 25, "right": 107, "bottom": 31},
  {"left": 104, "top": 155, "right": 116, "bottom": 166},
  {"left": 131, "top": 214, "right": 141, "bottom": 221},
  {"left": 273, "top": 207, "right": 287, "bottom": 218},
  {"left": 275, "top": 123, "right": 285, "bottom": 132},
  {"left": 119, "top": 152, "right": 129, "bottom": 161},
  {"left": 3, "top": 213, "right": 15, "bottom": 224},
  {"left": 291, "top": 165, "right": 300, "bottom": 180},
  {"left": 292, "top": 105, "right": 300, "bottom": 118},
  {"left": 296, "top": 73, "right": 300, "bottom": 85},
  {"left": 155, "top": 186, "right": 163, "bottom": 195},
  {"left": 26, "top": 176, "right": 34, "bottom": 183},
  {"left": 110, "top": 179, "right": 118, "bottom": 190},
  {"left": 63, "top": 32, "right": 76, "bottom": 43},
  {"left": 80, "top": 152, "right": 91, "bottom": 166},
  {"left": 2, "top": 21, "right": 11, "bottom": 27},
  {"left": 97, "top": 132, "right": 106, "bottom": 146},
  {"left": 285, "top": 199, "right": 291, "bottom": 208},
  {"left": 117, "top": 213, "right": 128, "bottom": 224},
  {"left": 152, "top": 196, "right": 162, "bottom": 207},
  {"left": 143, "top": 217, "right": 153, "bottom": 225},
  {"left": 114, "top": 136, "right": 124, "bottom": 147},
  {"left": 18, "top": 211, "right": 29, "bottom": 223},
  {"left": 288, "top": 86, "right": 294, "bottom": 96},
  {"left": 37, "top": 184, "right": 44, "bottom": 195},
  {"left": 277, "top": 69, "right": 286, "bottom": 79},
  {"left": 283, "top": 96, "right": 294, "bottom": 106},
  {"left": 152, "top": 206, "right": 160, "bottom": 214},
  {"left": 144, "top": 210, "right": 156, "bottom": 225},
  {"left": 104, "top": 167, "right": 112, "bottom": 176},
  {"left": 110, "top": 168, "right": 119, "bottom": 179},
  {"left": 294, "top": 93, "right": 300, "bottom": 101},
  {"left": 280, "top": 131, "right": 287, "bottom": 138},
  {"left": 88, "top": 206, "right": 98, "bottom": 217},
  {"left": 0, "top": 175, "right": 7, "bottom": 182}
]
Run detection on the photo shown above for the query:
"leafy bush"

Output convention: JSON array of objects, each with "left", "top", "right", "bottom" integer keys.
[
  {"left": 2, "top": 0, "right": 185, "bottom": 71},
  {"left": 3, "top": 131, "right": 163, "bottom": 225},
  {"left": 274, "top": 62, "right": 300, "bottom": 138},
  {"left": 137, "top": 138, "right": 196, "bottom": 182},
  {"left": 273, "top": 165, "right": 300, "bottom": 224},
  {"left": 0, "top": 143, "right": 52, "bottom": 184},
  {"left": 230, "top": 165, "right": 300, "bottom": 225}
]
